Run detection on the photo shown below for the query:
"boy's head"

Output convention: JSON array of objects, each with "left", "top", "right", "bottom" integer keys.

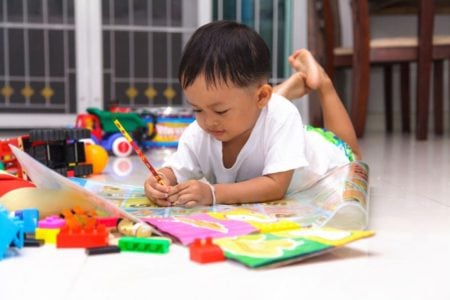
[{"left": 179, "top": 20, "right": 271, "bottom": 89}]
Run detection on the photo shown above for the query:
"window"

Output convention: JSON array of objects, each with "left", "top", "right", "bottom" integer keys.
[
  {"left": 0, "top": 0, "right": 307, "bottom": 127},
  {"left": 101, "top": 0, "right": 198, "bottom": 109},
  {"left": 0, "top": 0, "right": 76, "bottom": 114},
  {"left": 213, "top": 0, "right": 292, "bottom": 83}
]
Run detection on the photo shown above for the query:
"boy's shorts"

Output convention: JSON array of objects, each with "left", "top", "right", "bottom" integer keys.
[{"left": 305, "top": 125, "right": 356, "bottom": 162}]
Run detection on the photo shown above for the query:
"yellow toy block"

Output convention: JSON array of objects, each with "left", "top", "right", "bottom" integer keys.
[{"left": 35, "top": 228, "right": 60, "bottom": 244}]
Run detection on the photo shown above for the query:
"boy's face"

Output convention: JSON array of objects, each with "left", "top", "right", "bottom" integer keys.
[{"left": 184, "top": 74, "right": 271, "bottom": 144}]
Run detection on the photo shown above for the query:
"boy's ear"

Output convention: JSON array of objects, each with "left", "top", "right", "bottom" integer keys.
[{"left": 256, "top": 84, "right": 272, "bottom": 108}]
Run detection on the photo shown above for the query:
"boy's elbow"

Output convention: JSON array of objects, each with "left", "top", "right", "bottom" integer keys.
[
  {"left": 272, "top": 184, "right": 289, "bottom": 200},
  {"left": 266, "top": 172, "right": 292, "bottom": 200}
]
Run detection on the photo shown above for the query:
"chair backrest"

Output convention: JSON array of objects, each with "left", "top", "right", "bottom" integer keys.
[
  {"left": 309, "top": 0, "right": 338, "bottom": 77},
  {"left": 309, "top": 0, "right": 370, "bottom": 82}
]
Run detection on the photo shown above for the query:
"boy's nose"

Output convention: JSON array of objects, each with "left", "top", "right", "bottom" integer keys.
[{"left": 204, "top": 116, "right": 219, "bottom": 128}]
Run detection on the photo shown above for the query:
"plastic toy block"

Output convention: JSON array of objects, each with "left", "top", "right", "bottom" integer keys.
[
  {"left": 15, "top": 208, "right": 39, "bottom": 234},
  {"left": 24, "top": 238, "right": 44, "bottom": 247},
  {"left": 60, "top": 208, "right": 75, "bottom": 219},
  {"left": 56, "top": 224, "right": 109, "bottom": 248},
  {"left": 189, "top": 238, "right": 225, "bottom": 264},
  {"left": 60, "top": 207, "right": 97, "bottom": 230},
  {"left": 38, "top": 215, "right": 66, "bottom": 229},
  {"left": 86, "top": 245, "right": 121, "bottom": 255},
  {"left": 96, "top": 216, "right": 119, "bottom": 228},
  {"left": 0, "top": 205, "right": 24, "bottom": 260},
  {"left": 35, "top": 228, "right": 60, "bottom": 244},
  {"left": 118, "top": 237, "right": 170, "bottom": 254}
]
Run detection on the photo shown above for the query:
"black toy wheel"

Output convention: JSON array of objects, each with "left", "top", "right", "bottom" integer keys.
[
  {"left": 29, "top": 129, "right": 66, "bottom": 142},
  {"left": 66, "top": 128, "right": 91, "bottom": 140},
  {"left": 29, "top": 128, "right": 91, "bottom": 142}
]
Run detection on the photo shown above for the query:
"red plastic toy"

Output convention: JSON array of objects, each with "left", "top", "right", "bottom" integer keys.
[
  {"left": 0, "top": 172, "right": 35, "bottom": 197},
  {"left": 56, "top": 224, "right": 109, "bottom": 248},
  {"left": 75, "top": 107, "right": 156, "bottom": 157},
  {"left": 96, "top": 216, "right": 119, "bottom": 228},
  {"left": 1, "top": 129, "right": 93, "bottom": 178},
  {"left": 56, "top": 206, "right": 108, "bottom": 248},
  {"left": 189, "top": 237, "right": 225, "bottom": 264},
  {"left": 0, "top": 136, "right": 26, "bottom": 177}
]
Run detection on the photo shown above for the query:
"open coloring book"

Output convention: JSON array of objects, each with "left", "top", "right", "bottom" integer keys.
[
  {"left": 10, "top": 145, "right": 372, "bottom": 268},
  {"left": 69, "top": 159, "right": 369, "bottom": 231}
]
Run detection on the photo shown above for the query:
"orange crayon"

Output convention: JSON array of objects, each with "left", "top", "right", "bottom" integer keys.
[{"left": 113, "top": 119, "right": 164, "bottom": 185}]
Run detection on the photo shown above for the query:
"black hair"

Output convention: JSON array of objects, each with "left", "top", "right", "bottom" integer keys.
[{"left": 178, "top": 20, "right": 271, "bottom": 89}]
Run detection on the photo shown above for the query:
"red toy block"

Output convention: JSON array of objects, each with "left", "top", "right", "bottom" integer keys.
[
  {"left": 189, "top": 237, "right": 225, "bottom": 264},
  {"left": 56, "top": 224, "right": 109, "bottom": 248},
  {"left": 96, "top": 216, "right": 119, "bottom": 228}
]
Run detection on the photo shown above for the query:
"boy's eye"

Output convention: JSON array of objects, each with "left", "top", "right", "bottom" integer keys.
[
  {"left": 215, "top": 109, "right": 228, "bottom": 115},
  {"left": 192, "top": 109, "right": 202, "bottom": 113}
]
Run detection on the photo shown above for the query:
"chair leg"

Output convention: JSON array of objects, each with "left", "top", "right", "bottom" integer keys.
[
  {"left": 383, "top": 65, "right": 393, "bottom": 133},
  {"left": 433, "top": 60, "right": 444, "bottom": 135},
  {"left": 350, "top": 0, "right": 370, "bottom": 138},
  {"left": 400, "top": 63, "right": 411, "bottom": 133},
  {"left": 415, "top": 0, "right": 434, "bottom": 140}
]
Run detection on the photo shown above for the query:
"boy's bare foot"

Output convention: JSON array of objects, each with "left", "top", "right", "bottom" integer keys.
[
  {"left": 288, "top": 49, "right": 323, "bottom": 90},
  {"left": 273, "top": 72, "right": 309, "bottom": 100},
  {"left": 274, "top": 49, "right": 329, "bottom": 100}
]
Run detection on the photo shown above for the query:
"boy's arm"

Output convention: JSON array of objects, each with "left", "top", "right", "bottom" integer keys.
[{"left": 214, "top": 170, "right": 294, "bottom": 204}]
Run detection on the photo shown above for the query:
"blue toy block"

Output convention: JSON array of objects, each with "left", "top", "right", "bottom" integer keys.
[
  {"left": 0, "top": 205, "right": 24, "bottom": 260},
  {"left": 15, "top": 208, "right": 39, "bottom": 234}
]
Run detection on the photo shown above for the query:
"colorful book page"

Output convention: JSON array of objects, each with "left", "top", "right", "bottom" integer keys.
[
  {"left": 270, "top": 228, "right": 374, "bottom": 246},
  {"left": 214, "top": 228, "right": 374, "bottom": 268},
  {"left": 208, "top": 208, "right": 301, "bottom": 233},
  {"left": 215, "top": 233, "right": 332, "bottom": 269},
  {"left": 69, "top": 161, "right": 370, "bottom": 230},
  {"left": 143, "top": 214, "right": 257, "bottom": 245}
]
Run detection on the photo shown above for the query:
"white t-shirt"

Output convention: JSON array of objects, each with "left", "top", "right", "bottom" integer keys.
[{"left": 164, "top": 93, "right": 350, "bottom": 194}]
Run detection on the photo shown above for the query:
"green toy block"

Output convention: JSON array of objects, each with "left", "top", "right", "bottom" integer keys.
[{"left": 118, "top": 237, "right": 170, "bottom": 254}]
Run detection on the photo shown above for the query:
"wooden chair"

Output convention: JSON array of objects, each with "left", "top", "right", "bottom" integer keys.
[{"left": 309, "top": 0, "right": 450, "bottom": 140}]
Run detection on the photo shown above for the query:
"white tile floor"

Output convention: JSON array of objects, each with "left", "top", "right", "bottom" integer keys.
[{"left": 1, "top": 130, "right": 450, "bottom": 300}]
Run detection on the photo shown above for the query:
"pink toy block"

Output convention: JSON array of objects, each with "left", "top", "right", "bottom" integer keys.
[{"left": 38, "top": 215, "right": 66, "bottom": 229}]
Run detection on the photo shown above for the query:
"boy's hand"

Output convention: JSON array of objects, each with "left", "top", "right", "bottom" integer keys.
[
  {"left": 144, "top": 174, "right": 172, "bottom": 207},
  {"left": 167, "top": 180, "right": 214, "bottom": 208}
]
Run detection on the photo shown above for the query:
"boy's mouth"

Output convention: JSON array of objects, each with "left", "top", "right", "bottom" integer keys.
[{"left": 209, "top": 129, "right": 225, "bottom": 138}]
